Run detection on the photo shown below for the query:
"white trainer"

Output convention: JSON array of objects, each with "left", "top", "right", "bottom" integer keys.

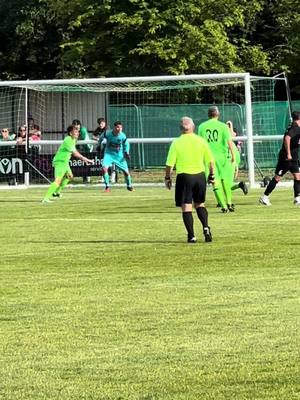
[
  {"left": 42, "top": 198, "right": 53, "bottom": 204},
  {"left": 259, "top": 195, "right": 271, "bottom": 206},
  {"left": 293, "top": 196, "right": 300, "bottom": 206}
]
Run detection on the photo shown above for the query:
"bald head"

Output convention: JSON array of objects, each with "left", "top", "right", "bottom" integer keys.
[{"left": 180, "top": 117, "right": 195, "bottom": 133}]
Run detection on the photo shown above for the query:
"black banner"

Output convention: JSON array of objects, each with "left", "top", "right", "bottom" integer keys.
[{"left": 0, "top": 150, "right": 103, "bottom": 182}]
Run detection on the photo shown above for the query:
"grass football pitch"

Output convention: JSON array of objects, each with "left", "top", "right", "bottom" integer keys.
[{"left": 0, "top": 185, "right": 299, "bottom": 400}]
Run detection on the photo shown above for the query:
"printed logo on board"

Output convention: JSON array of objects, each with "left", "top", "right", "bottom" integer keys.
[{"left": 0, "top": 158, "right": 23, "bottom": 174}]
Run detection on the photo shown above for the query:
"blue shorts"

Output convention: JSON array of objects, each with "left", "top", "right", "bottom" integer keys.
[{"left": 102, "top": 153, "right": 129, "bottom": 173}]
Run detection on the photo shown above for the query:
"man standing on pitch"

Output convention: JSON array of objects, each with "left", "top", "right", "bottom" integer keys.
[
  {"left": 42, "top": 125, "right": 94, "bottom": 203},
  {"left": 198, "top": 106, "right": 235, "bottom": 212},
  {"left": 101, "top": 121, "right": 133, "bottom": 192},
  {"left": 165, "top": 116, "right": 215, "bottom": 243},
  {"left": 259, "top": 110, "right": 300, "bottom": 206}
]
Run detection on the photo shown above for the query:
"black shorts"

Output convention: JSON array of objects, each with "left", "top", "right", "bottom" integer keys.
[
  {"left": 275, "top": 157, "right": 300, "bottom": 176},
  {"left": 175, "top": 172, "right": 206, "bottom": 207}
]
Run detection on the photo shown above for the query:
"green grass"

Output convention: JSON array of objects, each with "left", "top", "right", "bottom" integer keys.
[{"left": 0, "top": 185, "right": 299, "bottom": 400}]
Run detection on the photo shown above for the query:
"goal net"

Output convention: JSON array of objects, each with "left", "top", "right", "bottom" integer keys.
[{"left": 0, "top": 73, "right": 290, "bottom": 187}]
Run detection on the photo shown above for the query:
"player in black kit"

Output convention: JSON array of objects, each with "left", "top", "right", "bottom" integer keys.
[{"left": 259, "top": 111, "right": 300, "bottom": 206}]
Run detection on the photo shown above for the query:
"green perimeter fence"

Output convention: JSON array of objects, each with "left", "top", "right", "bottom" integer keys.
[{"left": 109, "top": 101, "right": 300, "bottom": 170}]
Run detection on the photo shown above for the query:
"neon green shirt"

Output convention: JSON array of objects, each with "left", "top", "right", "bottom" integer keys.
[
  {"left": 53, "top": 136, "right": 76, "bottom": 164},
  {"left": 166, "top": 133, "right": 214, "bottom": 174},
  {"left": 231, "top": 142, "right": 240, "bottom": 166},
  {"left": 198, "top": 119, "right": 231, "bottom": 158}
]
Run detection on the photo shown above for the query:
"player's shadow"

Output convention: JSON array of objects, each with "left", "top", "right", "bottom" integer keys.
[
  {"left": 0, "top": 200, "right": 38, "bottom": 203},
  {"left": 84, "top": 210, "right": 174, "bottom": 214},
  {"left": 33, "top": 239, "right": 184, "bottom": 244}
]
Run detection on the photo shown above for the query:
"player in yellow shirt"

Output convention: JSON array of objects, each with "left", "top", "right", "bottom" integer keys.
[{"left": 165, "top": 116, "right": 215, "bottom": 243}]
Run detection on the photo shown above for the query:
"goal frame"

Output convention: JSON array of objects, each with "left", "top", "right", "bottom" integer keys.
[{"left": 0, "top": 73, "right": 288, "bottom": 188}]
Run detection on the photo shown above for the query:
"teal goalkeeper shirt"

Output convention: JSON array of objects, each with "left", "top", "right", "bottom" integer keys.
[{"left": 104, "top": 130, "right": 129, "bottom": 157}]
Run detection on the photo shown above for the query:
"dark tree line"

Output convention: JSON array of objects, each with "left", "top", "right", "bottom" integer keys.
[{"left": 0, "top": 0, "right": 299, "bottom": 97}]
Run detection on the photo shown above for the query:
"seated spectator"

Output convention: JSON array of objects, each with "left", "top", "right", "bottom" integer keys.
[
  {"left": 28, "top": 117, "right": 41, "bottom": 140},
  {"left": 28, "top": 118, "right": 41, "bottom": 155},
  {"left": 16, "top": 125, "right": 27, "bottom": 145},
  {"left": 93, "top": 117, "right": 107, "bottom": 143},
  {"left": 0, "top": 128, "right": 17, "bottom": 185},
  {"left": 72, "top": 119, "right": 92, "bottom": 153},
  {"left": 0, "top": 128, "right": 15, "bottom": 142}
]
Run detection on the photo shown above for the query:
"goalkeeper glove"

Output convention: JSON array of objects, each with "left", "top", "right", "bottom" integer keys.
[
  {"left": 165, "top": 176, "right": 172, "bottom": 190},
  {"left": 124, "top": 152, "right": 130, "bottom": 160},
  {"left": 207, "top": 173, "right": 215, "bottom": 184}
]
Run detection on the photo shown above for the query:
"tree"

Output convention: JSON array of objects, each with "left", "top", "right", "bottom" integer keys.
[
  {"left": 246, "top": 0, "right": 300, "bottom": 97},
  {"left": 48, "top": 0, "right": 271, "bottom": 77},
  {"left": 0, "top": 0, "right": 299, "bottom": 99},
  {"left": 0, "top": 0, "right": 61, "bottom": 80}
]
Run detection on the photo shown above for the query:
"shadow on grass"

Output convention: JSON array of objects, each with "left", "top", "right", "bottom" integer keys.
[
  {"left": 31, "top": 239, "right": 185, "bottom": 244},
  {"left": 0, "top": 200, "right": 39, "bottom": 203}
]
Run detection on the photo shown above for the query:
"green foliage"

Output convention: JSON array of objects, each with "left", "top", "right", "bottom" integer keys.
[
  {"left": 0, "top": 186, "right": 300, "bottom": 399},
  {"left": 0, "top": 0, "right": 299, "bottom": 94},
  {"left": 0, "top": 0, "right": 61, "bottom": 79}
]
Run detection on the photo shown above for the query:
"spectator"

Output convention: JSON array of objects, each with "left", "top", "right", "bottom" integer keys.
[
  {"left": 0, "top": 128, "right": 17, "bottom": 185},
  {"left": 72, "top": 119, "right": 93, "bottom": 183},
  {"left": 16, "top": 125, "right": 27, "bottom": 145},
  {"left": 165, "top": 116, "right": 214, "bottom": 243},
  {"left": 93, "top": 117, "right": 107, "bottom": 145},
  {"left": 28, "top": 117, "right": 41, "bottom": 140},
  {"left": 0, "top": 128, "right": 15, "bottom": 142},
  {"left": 28, "top": 117, "right": 41, "bottom": 155},
  {"left": 101, "top": 121, "right": 133, "bottom": 192}
]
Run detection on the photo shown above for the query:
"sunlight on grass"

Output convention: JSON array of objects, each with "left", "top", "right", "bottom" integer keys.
[{"left": 0, "top": 186, "right": 299, "bottom": 399}]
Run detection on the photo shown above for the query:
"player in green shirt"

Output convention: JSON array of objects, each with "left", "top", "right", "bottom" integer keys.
[
  {"left": 72, "top": 119, "right": 93, "bottom": 183},
  {"left": 226, "top": 120, "right": 248, "bottom": 199},
  {"left": 198, "top": 106, "right": 235, "bottom": 212},
  {"left": 165, "top": 116, "right": 215, "bottom": 243},
  {"left": 42, "top": 125, "right": 94, "bottom": 203}
]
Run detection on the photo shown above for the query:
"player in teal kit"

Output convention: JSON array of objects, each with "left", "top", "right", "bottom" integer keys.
[
  {"left": 42, "top": 125, "right": 94, "bottom": 203},
  {"left": 198, "top": 106, "right": 235, "bottom": 212},
  {"left": 101, "top": 121, "right": 133, "bottom": 192}
]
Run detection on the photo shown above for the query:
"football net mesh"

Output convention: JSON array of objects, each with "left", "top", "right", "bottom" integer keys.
[{"left": 0, "top": 74, "right": 290, "bottom": 186}]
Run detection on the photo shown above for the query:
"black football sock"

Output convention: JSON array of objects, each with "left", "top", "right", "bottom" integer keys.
[
  {"left": 293, "top": 179, "right": 300, "bottom": 197},
  {"left": 264, "top": 177, "right": 277, "bottom": 196},
  {"left": 182, "top": 212, "right": 194, "bottom": 238},
  {"left": 196, "top": 206, "right": 208, "bottom": 229}
]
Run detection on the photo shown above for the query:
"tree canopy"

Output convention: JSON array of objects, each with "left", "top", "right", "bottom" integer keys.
[{"left": 0, "top": 0, "right": 299, "bottom": 96}]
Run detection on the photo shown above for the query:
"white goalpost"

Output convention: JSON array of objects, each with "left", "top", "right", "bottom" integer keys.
[{"left": 0, "top": 73, "right": 290, "bottom": 188}]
